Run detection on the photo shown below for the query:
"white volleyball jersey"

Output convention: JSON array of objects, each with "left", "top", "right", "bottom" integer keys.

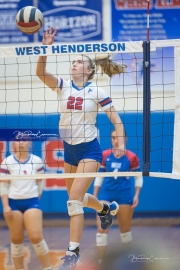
[
  {"left": 55, "top": 78, "right": 113, "bottom": 145},
  {"left": 0, "top": 154, "right": 44, "bottom": 199}
]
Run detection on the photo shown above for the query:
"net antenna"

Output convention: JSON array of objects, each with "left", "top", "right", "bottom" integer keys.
[
  {"left": 147, "top": 0, "right": 150, "bottom": 42},
  {"left": 142, "top": 0, "right": 151, "bottom": 176}
]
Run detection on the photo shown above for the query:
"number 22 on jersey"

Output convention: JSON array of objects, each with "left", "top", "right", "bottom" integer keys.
[{"left": 67, "top": 96, "right": 83, "bottom": 110}]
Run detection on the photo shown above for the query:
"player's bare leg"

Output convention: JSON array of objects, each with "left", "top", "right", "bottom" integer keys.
[
  {"left": 64, "top": 162, "right": 77, "bottom": 195},
  {"left": 68, "top": 159, "right": 101, "bottom": 242},
  {"left": 117, "top": 205, "right": 133, "bottom": 245},
  {"left": 60, "top": 160, "right": 119, "bottom": 269},
  {"left": 96, "top": 200, "right": 110, "bottom": 263},
  {"left": 4, "top": 211, "right": 24, "bottom": 270},
  {"left": 24, "top": 208, "right": 51, "bottom": 269},
  {"left": 59, "top": 160, "right": 103, "bottom": 269},
  {"left": 65, "top": 161, "right": 104, "bottom": 211}
]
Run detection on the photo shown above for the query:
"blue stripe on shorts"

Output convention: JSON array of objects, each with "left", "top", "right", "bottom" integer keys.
[
  {"left": 9, "top": 197, "right": 41, "bottom": 213},
  {"left": 64, "top": 138, "right": 102, "bottom": 166}
]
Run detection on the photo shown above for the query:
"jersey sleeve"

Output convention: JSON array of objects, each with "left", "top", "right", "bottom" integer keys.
[
  {"left": 54, "top": 78, "right": 69, "bottom": 93},
  {"left": 0, "top": 159, "right": 10, "bottom": 175},
  {"left": 98, "top": 87, "right": 114, "bottom": 111},
  {"left": 98, "top": 149, "right": 112, "bottom": 173},
  {"left": 34, "top": 156, "right": 44, "bottom": 175},
  {"left": 126, "top": 150, "right": 140, "bottom": 171}
]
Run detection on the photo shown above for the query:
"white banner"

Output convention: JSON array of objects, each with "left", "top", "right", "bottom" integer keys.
[{"left": 0, "top": 41, "right": 156, "bottom": 58}]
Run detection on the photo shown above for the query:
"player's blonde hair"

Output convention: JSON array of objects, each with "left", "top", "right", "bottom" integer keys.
[{"left": 85, "top": 55, "right": 127, "bottom": 80}]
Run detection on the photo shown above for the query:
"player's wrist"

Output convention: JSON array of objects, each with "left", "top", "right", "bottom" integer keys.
[{"left": 118, "top": 146, "right": 126, "bottom": 150}]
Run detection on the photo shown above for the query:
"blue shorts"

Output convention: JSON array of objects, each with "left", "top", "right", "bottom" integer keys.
[
  {"left": 98, "top": 188, "right": 133, "bottom": 205},
  {"left": 9, "top": 197, "right": 41, "bottom": 213},
  {"left": 63, "top": 138, "right": 102, "bottom": 166}
]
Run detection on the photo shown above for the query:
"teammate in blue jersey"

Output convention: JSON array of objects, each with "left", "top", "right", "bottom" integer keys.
[
  {"left": 94, "top": 130, "right": 143, "bottom": 263},
  {"left": 36, "top": 27, "right": 127, "bottom": 270},
  {"left": 0, "top": 139, "right": 52, "bottom": 270}
]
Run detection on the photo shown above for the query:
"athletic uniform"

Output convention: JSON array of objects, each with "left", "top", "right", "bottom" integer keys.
[
  {"left": 55, "top": 78, "right": 113, "bottom": 166},
  {"left": 0, "top": 154, "right": 44, "bottom": 212},
  {"left": 98, "top": 149, "right": 140, "bottom": 205}
]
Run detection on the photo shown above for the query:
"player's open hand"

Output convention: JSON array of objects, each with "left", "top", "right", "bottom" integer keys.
[
  {"left": 42, "top": 27, "right": 58, "bottom": 45},
  {"left": 3, "top": 205, "right": 12, "bottom": 218},
  {"left": 132, "top": 195, "right": 139, "bottom": 208},
  {"left": 114, "top": 148, "right": 126, "bottom": 158}
]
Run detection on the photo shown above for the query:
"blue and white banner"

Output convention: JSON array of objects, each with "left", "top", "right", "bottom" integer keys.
[
  {"left": 38, "top": 0, "right": 102, "bottom": 42},
  {"left": 112, "top": 0, "right": 180, "bottom": 42},
  {"left": 0, "top": 0, "right": 102, "bottom": 44},
  {"left": 0, "top": 0, "right": 34, "bottom": 44},
  {"left": 0, "top": 41, "right": 156, "bottom": 58}
]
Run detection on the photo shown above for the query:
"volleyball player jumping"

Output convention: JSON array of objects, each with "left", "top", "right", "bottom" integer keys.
[
  {"left": 0, "top": 139, "right": 52, "bottom": 270},
  {"left": 36, "top": 27, "right": 126, "bottom": 270}
]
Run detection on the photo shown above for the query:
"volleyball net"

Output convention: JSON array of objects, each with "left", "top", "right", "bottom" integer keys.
[{"left": 0, "top": 39, "right": 180, "bottom": 181}]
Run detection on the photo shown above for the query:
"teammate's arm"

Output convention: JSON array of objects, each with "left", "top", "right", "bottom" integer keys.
[
  {"left": 0, "top": 180, "right": 12, "bottom": 217},
  {"left": 36, "top": 27, "right": 58, "bottom": 90},
  {"left": 93, "top": 177, "right": 104, "bottom": 197},
  {"left": 36, "top": 179, "right": 43, "bottom": 199},
  {"left": 132, "top": 176, "right": 143, "bottom": 208}
]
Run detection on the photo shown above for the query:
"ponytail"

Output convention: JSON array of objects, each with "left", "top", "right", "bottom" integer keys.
[
  {"left": 93, "top": 55, "right": 126, "bottom": 78},
  {"left": 85, "top": 55, "right": 126, "bottom": 79}
]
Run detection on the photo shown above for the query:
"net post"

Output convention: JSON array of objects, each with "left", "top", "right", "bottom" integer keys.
[{"left": 143, "top": 41, "right": 151, "bottom": 176}]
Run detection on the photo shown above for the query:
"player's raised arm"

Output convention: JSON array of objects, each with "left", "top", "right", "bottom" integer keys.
[
  {"left": 105, "top": 106, "right": 125, "bottom": 157},
  {"left": 36, "top": 27, "right": 58, "bottom": 90}
]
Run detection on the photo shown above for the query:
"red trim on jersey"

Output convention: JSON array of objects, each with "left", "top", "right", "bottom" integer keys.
[
  {"left": 0, "top": 168, "right": 10, "bottom": 174},
  {"left": 37, "top": 166, "right": 44, "bottom": 172},
  {"left": 126, "top": 150, "right": 140, "bottom": 170},
  {"left": 99, "top": 97, "right": 112, "bottom": 107},
  {"left": 101, "top": 149, "right": 140, "bottom": 170},
  {"left": 101, "top": 149, "right": 112, "bottom": 167}
]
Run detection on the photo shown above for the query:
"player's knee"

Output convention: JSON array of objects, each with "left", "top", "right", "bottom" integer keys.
[
  {"left": 96, "top": 233, "right": 108, "bottom": 246},
  {"left": 120, "top": 231, "right": 132, "bottom": 243},
  {"left": 32, "top": 239, "right": 49, "bottom": 255},
  {"left": 29, "top": 234, "right": 42, "bottom": 244},
  {"left": 11, "top": 243, "right": 24, "bottom": 257},
  {"left": 82, "top": 193, "right": 88, "bottom": 207},
  {"left": 67, "top": 200, "right": 84, "bottom": 216}
]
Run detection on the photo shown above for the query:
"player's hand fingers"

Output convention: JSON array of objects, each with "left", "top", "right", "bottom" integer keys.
[
  {"left": 121, "top": 149, "right": 126, "bottom": 155},
  {"left": 46, "top": 28, "right": 50, "bottom": 35},
  {"left": 49, "top": 27, "right": 54, "bottom": 34},
  {"left": 53, "top": 28, "right": 58, "bottom": 36},
  {"left": 43, "top": 31, "right": 47, "bottom": 39},
  {"left": 131, "top": 201, "right": 136, "bottom": 208},
  {"left": 4, "top": 211, "right": 11, "bottom": 218},
  {"left": 8, "top": 211, "right": 12, "bottom": 217},
  {"left": 116, "top": 149, "right": 125, "bottom": 157},
  {"left": 132, "top": 199, "right": 138, "bottom": 208}
]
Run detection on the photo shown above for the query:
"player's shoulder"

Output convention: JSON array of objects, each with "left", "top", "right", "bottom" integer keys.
[
  {"left": 89, "top": 82, "right": 104, "bottom": 90},
  {"left": 126, "top": 149, "right": 138, "bottom": 160},
  {"left": 102, "top": 149, "right": 112, "bottom": 160},
  {"left": 1, "top": 155, "right": 14, "bottom": 164},
  {"left": 59, "top": 78, "right": 71, "bottom": 89},
  {"left": 30, "top": 154, "right": 43, "bottom": 163}
]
